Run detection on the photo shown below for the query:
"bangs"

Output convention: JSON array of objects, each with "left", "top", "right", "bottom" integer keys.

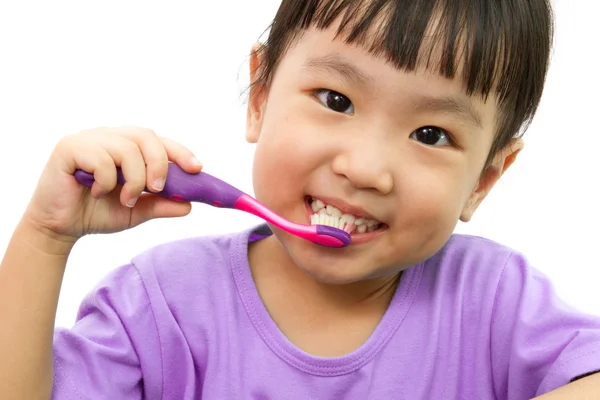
[{"left": 269, "top": 0, "right": 553, "bottom": 107}]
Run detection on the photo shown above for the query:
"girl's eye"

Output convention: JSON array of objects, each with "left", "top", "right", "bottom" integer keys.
[
  {"left": 315, "top": 89, "right": 354, "bottom": 114},
  {"left": 410, "top": 126, "right": 451, "bottom": 146}
]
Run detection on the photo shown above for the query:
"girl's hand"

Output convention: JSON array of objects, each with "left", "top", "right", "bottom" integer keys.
[{"left": 23, "top": 126, "right": 202, "bottom": 245}]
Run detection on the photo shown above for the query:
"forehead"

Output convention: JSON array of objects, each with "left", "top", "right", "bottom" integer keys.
[
  {"left": 292, "top": 20, "right": 481, "bottom": 94},
  {"left": 280, "top": 0, "right": 509, "bottom": 101}
]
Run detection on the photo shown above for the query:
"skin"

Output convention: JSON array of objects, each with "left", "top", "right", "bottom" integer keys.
[
  {"left": 0, "top": 19, "right": 597, "bottom": 400},
  {"left": 246, "top": 23, "right": 520, "bottom": 355}
]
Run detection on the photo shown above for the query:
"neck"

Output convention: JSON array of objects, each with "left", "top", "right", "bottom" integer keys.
[
  {"left": 248, "top": 234, "right": 400, "bottom": 311},
  {"left": 247, "top": 233, "right": 402, "bottom": 357}
]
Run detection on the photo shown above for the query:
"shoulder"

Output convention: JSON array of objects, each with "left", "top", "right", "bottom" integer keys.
[
  {"left": 416, "top": 233, "right": 543, "bottom": 312},
  {"left": 425, "top": 233, "right": 524, "bottom": 283},
  {"left": 434, "top": 233, "right": 517, "bottom": 266},
  {"left": 431, "top": 238, "right": 600, "bottom": 397}
]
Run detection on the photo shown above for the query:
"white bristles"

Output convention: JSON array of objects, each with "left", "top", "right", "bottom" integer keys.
[
  {"left": 312, "top": 213, "right": 343, "bottom": 229},
  {"left": 310, "top": 212, "right": 375, "bottom": 234},
  {"left": 344, "top": 223, "right": 356, "bottom": 234},
  {"left": 309, "top": 197, "right": 381, "bottom": 234}
]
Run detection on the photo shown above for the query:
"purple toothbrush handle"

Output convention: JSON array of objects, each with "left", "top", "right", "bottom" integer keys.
[{"left": 73, "top": 163, "right": 245, "bottom": 208}]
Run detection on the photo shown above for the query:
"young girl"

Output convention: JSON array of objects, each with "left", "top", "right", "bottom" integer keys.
[{"left": 2, "top": 0, "right": 599, "bottom": 399}]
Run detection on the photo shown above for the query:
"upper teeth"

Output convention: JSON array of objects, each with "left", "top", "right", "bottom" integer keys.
[
  {"left": 309, "top": 198, "right": 381, "bottom": 234},
  {"left": 311, "top": 199, "right": 325, "bottom": 212}
]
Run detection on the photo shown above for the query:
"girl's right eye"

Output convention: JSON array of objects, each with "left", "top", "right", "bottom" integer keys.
[{"left": 315, "top": 89, "right": 355, "bottom": 115}]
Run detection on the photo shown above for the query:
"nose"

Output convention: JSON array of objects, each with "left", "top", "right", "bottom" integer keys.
[{"left": 331, "top": 151, "right": 394, "bottom": 195}]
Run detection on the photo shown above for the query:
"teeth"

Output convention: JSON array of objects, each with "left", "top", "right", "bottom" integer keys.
[
  {"left": 326, "top": 205, "right": 342, "bottom": 218},
  {"left": 309, "top": 198, "right": 381, "bottom": 234},
  {"left": 311, "top": 199, "right": 325, "bottom": 212},
  {"left": 340, "top": 214, "right": 355, "bottom": 226}
]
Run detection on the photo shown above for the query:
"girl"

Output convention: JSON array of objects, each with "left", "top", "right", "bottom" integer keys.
[{"left": 2, "top": 0, "right": 599, "bottom": 399}]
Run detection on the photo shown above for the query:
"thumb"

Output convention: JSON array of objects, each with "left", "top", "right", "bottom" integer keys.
[{"left": 129, "top": 193, "right": 192, "bottom": 227}]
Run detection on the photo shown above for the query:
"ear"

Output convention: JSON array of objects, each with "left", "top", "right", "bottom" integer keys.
[
  {"left": 460, "top": 138, "right": 524, "bottom": 222},
  {"left": 246, "top": 43, "right": 268, "bottom": 144}
]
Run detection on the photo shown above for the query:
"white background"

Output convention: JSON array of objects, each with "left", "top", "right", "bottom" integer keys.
[{"left": 0, "top": 0, "right": 598, "bottom": 328}]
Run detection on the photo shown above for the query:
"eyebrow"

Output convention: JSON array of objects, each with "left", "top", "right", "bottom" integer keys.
[
  {"left": 411, "top": 95, "right": 483, "bottom": 130},
  {"left": 302, "top": 54, "right": 483, "bottom": 129},
  {"left": 302, "top": 54, "right": 373, "bottom": 87}
]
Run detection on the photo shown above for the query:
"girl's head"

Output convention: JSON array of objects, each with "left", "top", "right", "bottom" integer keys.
[{"left": 245, "top": 0, "right": 553, "bottom": 284}]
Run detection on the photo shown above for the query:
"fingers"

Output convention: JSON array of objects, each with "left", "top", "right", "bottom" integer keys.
[
  {"left": 118, "top": 127, "right": 170, "bottom": 192},
  {"left": 117, "top": 127, "right": 203, "bottom": 191},
  {"left": 57, "top": 135, "right": 117, "bottom": 199},
  {"left": 68, "top": 126, "right": 201, "bottom": 209},
  {"left": 95, "top": 134, "right": 147, "bottom": 207},
  {"left": 159, "top": 136, "right": 203, "bottom": 173},
  {"left": 129, "top": 193, "right": 193, "bottom": 227}
]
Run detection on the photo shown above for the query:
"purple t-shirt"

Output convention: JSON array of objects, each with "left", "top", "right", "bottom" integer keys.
[{"left": 52, "top": 225, "right": 600, "bottom": 399}]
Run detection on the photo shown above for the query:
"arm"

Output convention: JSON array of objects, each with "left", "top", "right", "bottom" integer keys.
[
  {"left": 1, "top": 218, "right": 156, "bottom": 399},
  {"left": 533, "top": 373, "right": 600, "bottom": 399},
  {"left": 0, "top": 127, "right": 200, "bottom": 399},
  {"left": 490, "top": 253, "right": 600, "bottom": 398},
  {"left": 0, "top": 219, "right": 75, "bottom": 399}
]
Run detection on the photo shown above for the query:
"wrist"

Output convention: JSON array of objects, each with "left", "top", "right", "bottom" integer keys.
[{"left": 15, "top": 217, "right": 77, "bottom": 258}]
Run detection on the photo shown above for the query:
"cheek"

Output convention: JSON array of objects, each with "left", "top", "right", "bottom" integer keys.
[
  {"left": 381, "top": 175, "right": 467, "bottom": 265},
  {"left": 253, "top": 92, "right": 338, "bottom": 170},
  {"left": 399, "top": 170, "right": 471, "bottom": 231},
  {"left": 251, "top": 108, "right": 320, "bottom": 205}
]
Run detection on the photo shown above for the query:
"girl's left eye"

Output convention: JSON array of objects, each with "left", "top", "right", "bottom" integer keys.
[
  {"left": 410, "top": 126, "right": 452, "bottom": 146},
  {"left": 315, "top": 89, "right": 355, "bottom": 114}
]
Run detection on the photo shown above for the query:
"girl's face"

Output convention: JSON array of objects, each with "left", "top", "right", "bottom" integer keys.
[{"left": 246, "top": 23, "right": 521, "bottom": 284}]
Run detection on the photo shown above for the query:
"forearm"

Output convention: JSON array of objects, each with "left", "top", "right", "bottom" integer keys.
[
  {"left": 533, "top": 373, "right": 600, "bottom": 399},
  {"left": 0, "top": 219, "right": 74, "bottom": 399}
]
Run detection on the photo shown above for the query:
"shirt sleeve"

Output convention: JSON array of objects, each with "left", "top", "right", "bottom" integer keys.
[
  {"left": 490, "top": 252, "right": 600, "bottom": 398},
  {"left": 51, "top": 263, "right": 163, "bottom": 399}
]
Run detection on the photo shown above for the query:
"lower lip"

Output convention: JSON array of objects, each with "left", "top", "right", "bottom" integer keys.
[{"left": 304, "top": 199, "right": 388, "bottom": 245}]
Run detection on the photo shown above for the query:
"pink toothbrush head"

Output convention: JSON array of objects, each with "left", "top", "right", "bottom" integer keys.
[{"left": 73, "top": 164, "right": 351, "bottom": 248}]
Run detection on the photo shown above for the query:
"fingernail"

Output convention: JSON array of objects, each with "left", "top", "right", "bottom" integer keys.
[
  {"left": 191, "top": 157, "right": 202, "bottom": 167},
  {"left": 153, "top": 178, "right": 165, "bottom": 191},
  {"left": 127, "top": 196, "right": 139, "bottom": 208}
]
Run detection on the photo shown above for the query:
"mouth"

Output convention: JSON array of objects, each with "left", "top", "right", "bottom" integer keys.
[{"left": 304, "top": 196, "right": 388, "bottom": 243}]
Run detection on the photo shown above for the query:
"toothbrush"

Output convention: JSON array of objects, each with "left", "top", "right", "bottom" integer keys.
[{"left": 73, "top": 163, "right": 350, "bottom": 248}]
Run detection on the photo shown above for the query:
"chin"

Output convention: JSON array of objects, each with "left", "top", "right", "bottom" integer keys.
[
  {"left": 272, "top": 228, "right": 394, "bottom": 284},
  {"left": 297, "top": 255, "right": 403, "bottom": 285},
  {"left": 297, "top": 260, "right": 377, "bottom": 285}
]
